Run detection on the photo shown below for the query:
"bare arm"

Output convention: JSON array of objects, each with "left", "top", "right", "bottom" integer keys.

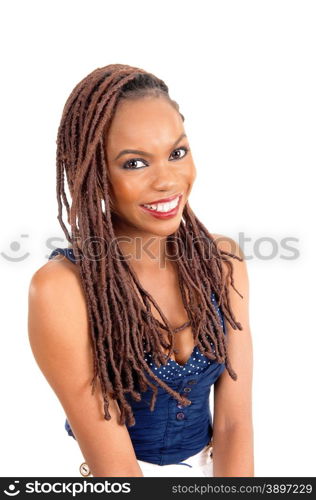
[
  {"left": 28, "top": 258, "right": 143, "bottom": 477},
  {"left": 211, "top": 234, "right": 254, "bottom": 477}
]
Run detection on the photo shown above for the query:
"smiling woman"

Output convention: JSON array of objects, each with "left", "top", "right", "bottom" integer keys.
[{"left": 27, "top": 63, "right": 254, "bottom": 478}]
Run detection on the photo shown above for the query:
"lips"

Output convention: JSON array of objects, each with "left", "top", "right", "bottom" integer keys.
[
  {"left": 140, "top": 193, "right": 183, "bottom": 219},
  {"left": 141, "top": 192, "right": 182, "bottom": 205}
]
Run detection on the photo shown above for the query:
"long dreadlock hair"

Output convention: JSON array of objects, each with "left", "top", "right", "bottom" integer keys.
[{"left": 56, "top": 63, "right": 244, "bottom": 427}]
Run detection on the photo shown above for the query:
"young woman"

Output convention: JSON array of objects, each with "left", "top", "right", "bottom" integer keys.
[{"left": 28, "top": 64, "right": 254, "bottom": 477}]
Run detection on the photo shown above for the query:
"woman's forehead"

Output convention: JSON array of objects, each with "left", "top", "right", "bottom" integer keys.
[{"left": 106, "top": 98, "right": 184, "bottom": 153}]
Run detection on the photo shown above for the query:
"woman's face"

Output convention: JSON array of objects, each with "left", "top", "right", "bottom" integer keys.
[{"left": 105, "top": 95, "right": 196, "bottom": 237}]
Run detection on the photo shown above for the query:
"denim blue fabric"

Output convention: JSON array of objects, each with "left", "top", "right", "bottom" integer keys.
[{"left": 48, "top": 247, "right": 226, "bottom": 465}]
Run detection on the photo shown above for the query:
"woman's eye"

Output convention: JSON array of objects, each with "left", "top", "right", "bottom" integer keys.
[
  {"left": 122, "top": 158, "right": 148, "bottom": 170},
  {"left": 169, "top": 146, "right": 189, "bottom": 160}
]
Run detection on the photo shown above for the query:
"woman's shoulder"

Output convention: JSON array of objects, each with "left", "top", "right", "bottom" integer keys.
[
  {"left": 32, "top": 247, "right": 79, "bottom": 284},
  {"left": 28, "top": 251, "right": 89, "bottom": 379},
  {"left": 28, "top": 249, "right": 85, "bottom": 324}
]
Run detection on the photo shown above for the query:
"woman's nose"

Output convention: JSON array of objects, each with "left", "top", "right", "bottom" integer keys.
[{"left": 149, "top": 162, "right": 178, "bottom": 191}]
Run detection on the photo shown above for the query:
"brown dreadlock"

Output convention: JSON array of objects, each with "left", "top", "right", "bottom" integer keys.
[{"left": 56, "top": 63, "right": 244, "bottom": 427}]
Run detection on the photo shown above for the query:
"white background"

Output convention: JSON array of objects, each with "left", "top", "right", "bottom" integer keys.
[{"left": 1, "top": 0, "right": 315, "bottom": 477}]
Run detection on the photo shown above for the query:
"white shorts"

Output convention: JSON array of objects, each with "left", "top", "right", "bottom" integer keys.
[{"left": 137, "top": 441, "right": 213, "bottom": 477}]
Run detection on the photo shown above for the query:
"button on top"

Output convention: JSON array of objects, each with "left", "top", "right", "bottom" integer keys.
[
  {"left": 183, "top": 387, "right": 191, "bottom": 393},
  {"left": 176, "top": 412, "right": 185, "bottom": 420},
  {"left": 177, "top": 403, "right": 184, "bottom": 409},
  {"left": 187, "top": 380, "right": 197, "bottom": 385}
]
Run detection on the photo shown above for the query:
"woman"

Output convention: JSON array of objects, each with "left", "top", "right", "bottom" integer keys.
[{"left": 28, "top": 64, "right": 254, "bottom": 477}]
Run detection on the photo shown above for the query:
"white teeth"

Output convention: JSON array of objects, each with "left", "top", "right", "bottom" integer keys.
[{"left": 143, "top": 196, "right": 180, "bottom": 212}]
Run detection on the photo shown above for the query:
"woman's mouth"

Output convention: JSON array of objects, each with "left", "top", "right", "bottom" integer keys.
[{"left": 140, "top": 193, "right": 183, "bottom": 219}]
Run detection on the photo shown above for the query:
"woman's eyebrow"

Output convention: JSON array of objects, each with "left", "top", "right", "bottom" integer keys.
[{"left": 114, "top": 133, "right": 187, "bottom": 161}]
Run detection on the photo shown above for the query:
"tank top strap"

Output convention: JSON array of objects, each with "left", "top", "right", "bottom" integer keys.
[
  {"left": 48, "top": 247, "right": 77, "bottom": 264},
  {"left": 210, "top": 291, "right": 226, "bottom": 335}
]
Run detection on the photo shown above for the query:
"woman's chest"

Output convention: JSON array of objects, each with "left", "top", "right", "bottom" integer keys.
[{"left": 138, "top": 272, "right": 196, "bottom": 366}]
